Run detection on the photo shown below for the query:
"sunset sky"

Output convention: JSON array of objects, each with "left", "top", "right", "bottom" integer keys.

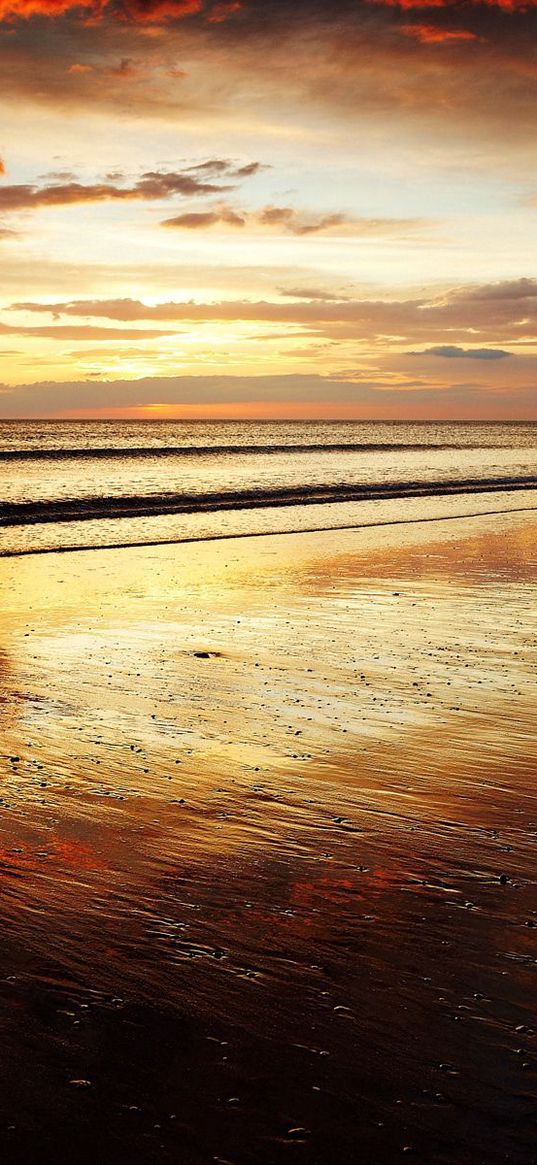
[{"left": 1, "top": 0, "right": 537, "bottom": 418}]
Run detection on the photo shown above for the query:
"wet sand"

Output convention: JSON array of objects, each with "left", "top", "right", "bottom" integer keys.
[{"left": 0, "top": 510, "right": 536, "bottom": 1164}]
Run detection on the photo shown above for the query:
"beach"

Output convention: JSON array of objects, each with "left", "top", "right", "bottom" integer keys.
[
  {"left": 0, "top": 507, "right": 536, "bottom": 1163},
  {"left": 3, "top": 0, "right": 537, "bottom": 1154}
]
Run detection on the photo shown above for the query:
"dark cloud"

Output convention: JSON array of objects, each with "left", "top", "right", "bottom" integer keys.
[
  {"left": 162, "top": 206, "right": 246, "bottom": 228},
  {"left": 453, "top": 278, "right": 537, "bottom": 302},
  {"left": 410, "top": 345, "right": 513, "bottom": 359},
  {"left": 135, "top": 170, "right": 230, "bottom": 197},
  {"left": 279, "top": 287, "right": 351, "bottom": 301},
  {"left": 1, "top": 0, "right": 537, "bottom": 145},
  {"left": 376, "top": 0, "right": 537, "bottom": 12},
  {"left": 234, "top": 161, "right": 266, "bottom": 177},
  {"left": 162, "top": 204, "right": 426, "bottom": 235},
  {"left": 186, "top": 158, "right": 266, "bottom": 178},
  {"left": 0, "top": 176, "right": 224, "bottom": 212},
  {"left": 0, "top": 371, "right": 535, "bottom": 420},
  {"left": 0, "top": 159, "right": 262, "bottom": 214}
]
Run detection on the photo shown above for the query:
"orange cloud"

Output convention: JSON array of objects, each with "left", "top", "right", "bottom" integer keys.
[
  {"left": 0, "top": 0, "right": 200, "bottom": 19},
  {"left": 0, "top": 0, "right": 241, "bottom": 22},
  {"left": 401, "top": 23, "right": 478, "bottom": 42},
  {"left": 0, "top": 0, "right": 100, "bottom": 17}
]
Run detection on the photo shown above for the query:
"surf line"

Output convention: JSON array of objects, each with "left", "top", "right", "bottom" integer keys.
[
  {"left": 2, "top": 474, "right": 537, "bottom": 527},
  {"left": 1, "top": 502, "right": 536, "bottom": 559}
]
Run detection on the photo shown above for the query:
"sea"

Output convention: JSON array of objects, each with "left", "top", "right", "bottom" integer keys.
[{"left": 1, "top": 419, "right": 536, "bottom": 556}]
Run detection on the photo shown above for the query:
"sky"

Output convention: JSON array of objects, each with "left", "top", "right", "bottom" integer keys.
[{"left": 1, "top": 0, "right": 537, "bottom": 419}]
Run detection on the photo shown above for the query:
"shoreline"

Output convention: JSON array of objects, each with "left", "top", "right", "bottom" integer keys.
[
  {"left": 2, "top": 485, "right": 537, "bottom": 558},
  {"left": 0, "top": 500, "right": 536, "bottom": 559}
]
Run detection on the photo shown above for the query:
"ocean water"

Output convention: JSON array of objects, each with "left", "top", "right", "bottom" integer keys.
[{"left": 1, "top": 419, "right": 536, "bottom": 555}]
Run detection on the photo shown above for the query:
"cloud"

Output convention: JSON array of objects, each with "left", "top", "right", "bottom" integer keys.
[
  {"left": 67, "top": 62, "right": 94, "bottom": 74},
  {"left": 0, "top": 159, "right": 261, "bottom": 215},
  {"left": 162, "top": 207, "right": 246, "bottom": 228},
  {"left": 0, "top": 174, "right": 226, "bottom": 213},
  {"left": 0, "top": 0, "right": 536, "bottom": 153},
  {"left": 400, "top": 23, "right": 479, "bottom": 43},
  {"left": 0, "top": 371, "right": 535, "bottom": 421},
  {"left": 258, "top": 206, "right": 346, "bottom": 235},
  {"left": 452, "top": 277, "right": 537, "bottom": 302},
  {"left": 12, "top": 278, "right": 537, "bottom": 347},
  {"left": 433, "top": 0, "right": 534, "bottom": 9},
  {"left": 0, "top": 0, "right": 88, "bottom": 15},
  {"left": 233, "top": 161, "right": 265, "bottom": 178},
  {"left": 107, "top": 56, "right": 140, "bottom": 78},
  {"left": 205, "top": 1, "right": 241, "bottom": 23},
  {"left": 376, "top": 0, "right": 537, "bottom": 11},
  {"left": 0, "top": 0, "right": 202, "bottom": 21},
  {"left": 279, "top": 287, "right": 351, "bottom": 301},
  {"left": 186, "top": 158, "right": 266, "bottom": 178},
  {"left": 1, "top": 0, "right": 535, "bottom": 24},
  {"left": 0, "top": 323, "right": 179, "bottom": 339},
  {"left": 162, "top": 202, "right": 426, "bottom": 236},
  {"left": 117, "top": 0, "right": 203, "bottom": 23},
  {"left": 410, "top": 345, "right": 513, "bottom": 359}
]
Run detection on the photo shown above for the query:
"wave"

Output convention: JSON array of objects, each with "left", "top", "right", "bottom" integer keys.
[
  {"left": 2, "top": 474, "right": 536, "bottom": 528},
  {"left": 2, "top": 503, "right": 536, "bottom": 559},
  {"left": 0, "top": 441, "right": 508, "bottom": 461}
]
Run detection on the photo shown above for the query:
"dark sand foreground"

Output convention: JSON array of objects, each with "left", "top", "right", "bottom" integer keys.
[{"left": 0, "top": 510, "right": 536, "bottom": 1164}]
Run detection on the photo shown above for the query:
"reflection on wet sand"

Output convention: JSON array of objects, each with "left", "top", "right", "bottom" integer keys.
[{"left": 0, "top": 510, "right": 536, "bottom": 1163}]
